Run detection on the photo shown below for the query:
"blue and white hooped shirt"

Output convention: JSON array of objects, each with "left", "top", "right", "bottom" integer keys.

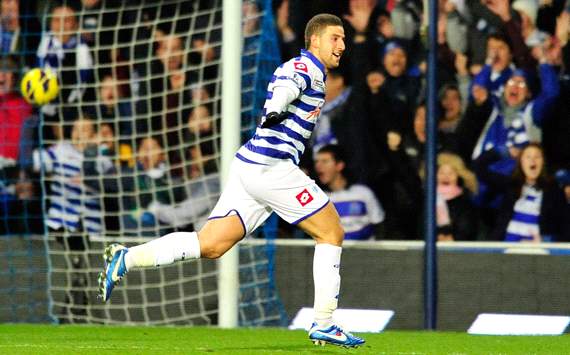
[
  {"left": 329, "top": 184, "right": 385, "bottom": 240},
  {"left": 236, "top": 49, "right": 326, "bottom": 166},
  {"left": 505, "top": 185, "right": 542, "bottom": 242}
]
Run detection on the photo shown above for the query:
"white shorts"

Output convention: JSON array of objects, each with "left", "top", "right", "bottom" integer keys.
[{"left": 208, "top": 158, "right": 329, "bottom": 235}]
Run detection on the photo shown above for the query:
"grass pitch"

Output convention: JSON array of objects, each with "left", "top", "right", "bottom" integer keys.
[{"left": 1, "top": 324, "right": 569, "bottom": 354}]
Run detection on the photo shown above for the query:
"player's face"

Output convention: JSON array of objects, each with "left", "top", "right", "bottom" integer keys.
[
  {"left": 520, "top": 146, "right": 543, "bottom": 183},
  {"left": 315, "top": 25, "right": 345, "bottom": 69}
]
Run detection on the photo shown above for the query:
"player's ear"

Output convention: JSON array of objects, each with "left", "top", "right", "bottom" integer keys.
[
  {"left": 336, "top": 161, "right": 345, "bottom": 172},
  {"left": 310, "top": 33, "right": 320, "bottom": 49}
]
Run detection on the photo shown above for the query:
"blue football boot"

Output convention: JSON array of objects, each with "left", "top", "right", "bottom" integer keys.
[
  {"left": 308, "top": 322, "right": 365, "bottom": 348},
  {"left": 98, "top": 243, "right": 128, "bottom": 302}
]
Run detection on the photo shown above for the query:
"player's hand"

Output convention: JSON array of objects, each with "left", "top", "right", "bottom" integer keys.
[{"left": 261, "top": 111, "right": 288, "bottom": 128}]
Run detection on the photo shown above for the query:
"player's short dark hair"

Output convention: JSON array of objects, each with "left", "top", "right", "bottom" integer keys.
[{"left": 304, "top": 14, "right": 343, "bottom": 49}]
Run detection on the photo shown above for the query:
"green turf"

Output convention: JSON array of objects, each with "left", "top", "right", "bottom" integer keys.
[{"left": 0, "top": 324, "right": 569, "bottom": 354}]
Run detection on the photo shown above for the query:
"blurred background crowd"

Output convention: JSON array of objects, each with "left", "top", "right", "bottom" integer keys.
[{"left": 1, "top": 0, "right": 569, "bottom": 244}]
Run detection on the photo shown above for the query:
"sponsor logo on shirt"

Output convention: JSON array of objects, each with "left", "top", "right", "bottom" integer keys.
[
  {"left": 307, "top": 107, "right": 321, "bottom": 120},
  {"left": 296, "top": 188, "right": 314, "bottom": 207},
  {"left": 294, "top": 62, "right": 308, "bottom": 73}
]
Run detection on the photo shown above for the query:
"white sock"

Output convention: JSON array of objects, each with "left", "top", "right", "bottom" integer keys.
[
  {"left": 313, "top": 243, "right": 342, "bottom": 328},
  {"left": 124, "top": 231, "right": 201, "bottom": 270}
]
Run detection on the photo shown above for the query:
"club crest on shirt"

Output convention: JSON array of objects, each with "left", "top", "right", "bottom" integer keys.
[
  {"left": 313, "top": 80, "right": 325, "bottom": 91},
  {"left": 294, "top": 62, "right": 308, "bottom": 73},
  {"left": 296, "top": 188, "right": 313, "bottom": 207},
  {"left": 292, "top": 72, "right": 306, "bottom": 89}
]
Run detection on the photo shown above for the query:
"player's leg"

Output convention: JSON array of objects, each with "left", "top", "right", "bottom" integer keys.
[
  {"left": 99, "top": 158, "right": 270, "bottom": 301},
  {"left": 251, "top": 164, "right": 343, "bottom": 328},
  {"left": 254, "top": 163, "right": 364, "bottom": 347},
  {"left": 298, "top": 203, "right": 365, "bottom": 347},
  {"left": 98, "top": 217, "right": 245, "bottom": 302},
  {"left": 297, "top": 202, "right": 343, "bottom": 327},
  {"left": 123, "top": 214, "right": 245, "bottom": 270}
]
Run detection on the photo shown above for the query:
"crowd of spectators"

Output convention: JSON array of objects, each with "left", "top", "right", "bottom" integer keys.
[
  {"left": 1, "top": 0, "right": 230, "bottom": 322},
  {"left": 0, "top": 0, "right": 569, "bottom": 243},
  {"left": 276, "top": 0, "right": 570, "bottom": 241},
  {"left": 0, "top": 0, "right": 229, "bottom": 241}
]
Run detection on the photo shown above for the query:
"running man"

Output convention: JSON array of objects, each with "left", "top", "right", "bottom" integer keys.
[{"left": 99, "top": 13, "right": 364, "bottom": 348}]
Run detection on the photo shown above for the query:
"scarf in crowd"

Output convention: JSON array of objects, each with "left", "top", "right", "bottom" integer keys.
[{"left": 436, "top": 185, "right": 463, "bottom": 227}]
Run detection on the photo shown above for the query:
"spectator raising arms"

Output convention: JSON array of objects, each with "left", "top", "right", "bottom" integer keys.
[{"left": 456, "top": 48, "right": 559, "bottom": 167}]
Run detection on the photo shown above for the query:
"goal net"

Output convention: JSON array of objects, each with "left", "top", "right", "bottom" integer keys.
[{"left": 2, "top": 0, "right": 286, "bottom": 326}]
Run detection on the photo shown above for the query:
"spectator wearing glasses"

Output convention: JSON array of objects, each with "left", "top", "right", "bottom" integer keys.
[
  {"left": 455, "top": 49, "right": 559, "bottom": 169},
  {"left": 454, "top": 47, "right": 559, "bottom": 231}
]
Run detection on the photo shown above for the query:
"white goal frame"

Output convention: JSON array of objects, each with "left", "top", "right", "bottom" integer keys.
[{"left": 218, "top": 0, "right": 242, "bottom": 328}]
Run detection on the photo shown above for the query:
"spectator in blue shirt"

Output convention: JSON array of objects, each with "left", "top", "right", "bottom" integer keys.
[{"left": 315, "top": 144, "right": 385, "bottom": 240}]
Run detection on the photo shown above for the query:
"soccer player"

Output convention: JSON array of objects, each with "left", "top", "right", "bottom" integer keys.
[{"left": 99, "top": 14, "right": 365, "bottom": 348}]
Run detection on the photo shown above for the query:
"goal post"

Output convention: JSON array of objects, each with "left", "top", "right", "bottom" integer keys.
[
  {"left": 218, "top": 0, "right": 242, "bottom": 329},
  {"left": 0, "top": 0, "right": 288, "bottom": 326}
]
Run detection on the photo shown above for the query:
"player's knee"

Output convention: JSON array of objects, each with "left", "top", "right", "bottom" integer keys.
[
  {"left": 317, "top": 224, "right": 344, "bottom": 246},
  {"left": 199, "top": 241, "right": 226, "bottom": 259},
  {"left": 332, "top": 224, "right": 345, "bottom": 244}
]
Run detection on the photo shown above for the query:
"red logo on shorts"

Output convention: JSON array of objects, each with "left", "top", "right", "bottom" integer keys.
[
  {"left": 296, "top": 189, "right": 313, "bottom": 207},
  {"left": 294, "top": 62, "right": 308, "bottom": 73}
]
